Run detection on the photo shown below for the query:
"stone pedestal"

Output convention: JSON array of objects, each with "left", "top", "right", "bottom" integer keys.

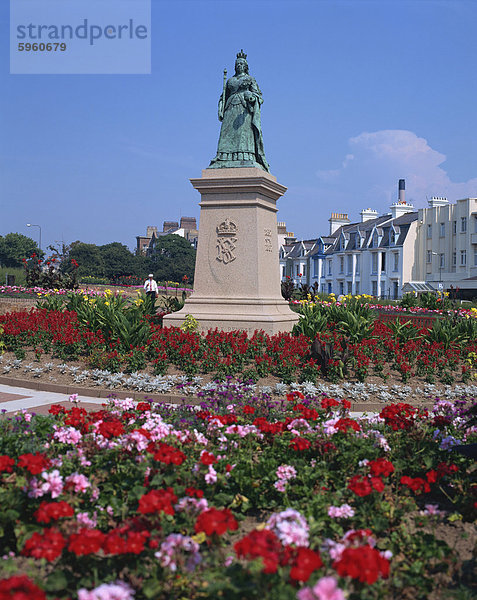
[{"left": 163, "top": 167, "right": 298, "bottom": 334}]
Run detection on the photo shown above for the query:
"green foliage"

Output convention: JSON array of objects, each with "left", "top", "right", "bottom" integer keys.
[
  {"left": 0, "top": 233, "right": 42, "bottom": 268},
  {"left": 0, "top": 267, "right": 26, "bottom": 287},
  {"left": 99, "top": 242, "right": 136, "bottom": 280},
  {"left": 24, "top": 255, "right": 78, "bottom": 290},
  {"left": 64, "top": 241, "right": 104, "bottom": 278},
  {"left": 148, "top": 234, "right": 196, "bottom": 284},
  {"left": 292, "top": 301, "right": 328, "bottom": 338},
  {"left": 180, "top": 314, "right": 199, "bottom": 332},
  {"left": 64, "top": 291, "right": 151, "bottom": 350}
]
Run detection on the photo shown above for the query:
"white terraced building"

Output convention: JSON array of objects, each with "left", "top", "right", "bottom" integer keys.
[{"left": 280, "top": 179, "right": 477, "bottom": 299}]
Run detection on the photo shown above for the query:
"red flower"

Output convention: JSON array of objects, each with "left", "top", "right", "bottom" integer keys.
[
  {"left": 368, "top": 458, "right": 395, "bottom": 478},
  {"left": 0, "top": 456, "right": 15, "bottom": 474},
  {"left": 370, "top": 476, "right": 385, "bottom": 492},
  {"left": 194, "top": 508, "right": 238, "bottom": 536},
  {"left": 135, "top": 402, "right": 151, "bottom": 412},
  {"left": 185, "top": 487, "right": 204, "bottom": 498},
  {"left": 333, "top": 546, "right": 390, "bottom": 584},
  {"left": 34, "top": 501, "right": 74, "bottom": 524},
  {"left": 17, "top": 453, "right": 50, "bottom": 475},
  {"left": 289, "top": 547, "right": 323, "bottom": 582},
  {"left": 21, "top": 528, "right": 66, "bottom": 561},
  {"left": 321, "top": 397, "right": 340, "bottom": 410},
  {"left": 348, "top": 475, "right": 373, "bottom": 497},
  {"left": 153, "top": 443, "right": 186, "bottom": 466},
  {"left": 234, "top": 529, "right": 282, "bottom": 573},
  {"left": 242, "top": 405, "right": 255, "bottom": 414},
  {"left": 97, "top": 419, "right": 124, "bottom": 439},
  {"left": 138, "top": 488, "right": 177, "bottom": 515},
  {"left": 0, "top": 575, "right": 46, "bottom": 600},
  {"left": 334, "top": 418, "right": 361, "bottom": 433},
  {"left": 400, "top": 476, "right": 430, "bottom": 494},
  {"left": 200, "top": 451, "right": 218, "bottom": 466},
  {"left": 290, "top": 437, "right": 311, "bottom": 451},
  {"left": 68, "top": 528, "right": 106, "bottom": 556}
]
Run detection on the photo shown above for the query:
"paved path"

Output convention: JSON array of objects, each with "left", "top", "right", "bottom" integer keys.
[
  {"left": 0, "top": 383, "right": 106, "bottom": 415},
  {"left": 0, "top": 382, "right": 369, "bottom": 418}
]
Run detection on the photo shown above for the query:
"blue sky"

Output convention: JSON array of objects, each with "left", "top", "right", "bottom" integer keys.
[{"left": 1, "top": 0, "right": 477, "bottom": 251}]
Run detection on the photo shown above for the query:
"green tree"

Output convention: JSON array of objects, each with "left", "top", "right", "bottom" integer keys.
[
  {"left": 99, "top": 242, "right": 135, "bottom": 280},
  {"left": 0, "top": 233, "right": 42, "bottom": 268},
  {"left": 65, "top": 241, "right": 104, "bottom": 278},
  {"left": 148, "top": 234, "right": 196, "bottom": 283}
]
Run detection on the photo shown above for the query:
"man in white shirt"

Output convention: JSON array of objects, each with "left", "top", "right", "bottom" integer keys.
[{"left": 144, "top": 274, "right": 158, "bottom": 305}]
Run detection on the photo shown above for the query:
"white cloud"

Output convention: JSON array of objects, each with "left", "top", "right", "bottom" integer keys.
[{"left": 316, "top": 130, "right": 477, "bottom": 213}]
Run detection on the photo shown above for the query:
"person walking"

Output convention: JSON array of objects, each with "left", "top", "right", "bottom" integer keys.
[{"left": 144, "top": 274, "right": 158, "bottom": 312}]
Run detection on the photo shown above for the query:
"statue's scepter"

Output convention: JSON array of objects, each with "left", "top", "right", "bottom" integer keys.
[{"left": 219, "top": 68, "right": 227, "bottom": 121}]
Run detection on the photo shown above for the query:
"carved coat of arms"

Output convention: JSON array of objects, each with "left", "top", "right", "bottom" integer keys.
[{"left": 216, "top": 218, "right": 238, "bottom": 264}]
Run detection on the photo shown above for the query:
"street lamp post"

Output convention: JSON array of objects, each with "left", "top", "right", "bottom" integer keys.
[{"left": 27, "top": 224, "right": 42, "bottom": 252}]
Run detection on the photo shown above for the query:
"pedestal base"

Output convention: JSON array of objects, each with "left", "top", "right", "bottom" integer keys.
[
  {"left": 163, "top": 167, "right": 298, "bottom": 335},
  {"left": 162, "top": 296, "right": 298, "bottom": 335}
]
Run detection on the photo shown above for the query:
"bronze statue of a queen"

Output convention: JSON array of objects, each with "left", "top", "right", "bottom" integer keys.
[{"left": 209, "top": 50, "right": 270, "bottom": 172}]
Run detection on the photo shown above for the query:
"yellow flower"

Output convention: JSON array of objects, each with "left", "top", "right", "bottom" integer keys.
[{"left": 105, "top": 301, "right": 110, "bottom": 306}]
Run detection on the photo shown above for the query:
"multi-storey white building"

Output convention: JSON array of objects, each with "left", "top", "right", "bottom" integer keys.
[
  {"left": 411, "top": 196, "right": 477, "bottom": 298},
  {"left": 281, "top": 180, "right": 418, "bottom": 299}
]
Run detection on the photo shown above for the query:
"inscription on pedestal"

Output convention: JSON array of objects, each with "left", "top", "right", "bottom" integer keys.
[
  {"left": 216, "top": 218, "right": 238, "bottom": 264},
  {"left": 264, "top": 228, "right": 273, "bottom": 252}
]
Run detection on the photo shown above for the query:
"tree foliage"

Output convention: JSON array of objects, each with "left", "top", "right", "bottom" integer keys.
[
  {"left": 148, "top": 234, "right": 196, "bottom": 283},
  {"left": 0, "top": 233, "right": 42, "bottom": 268}
]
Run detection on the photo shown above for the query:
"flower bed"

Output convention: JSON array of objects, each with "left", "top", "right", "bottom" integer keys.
[
  {"left": 0, "top": 384, "right": 475, "bottom": 599},
  {"left": 1, "top": 305, "right": 477, "bottom": 386}
]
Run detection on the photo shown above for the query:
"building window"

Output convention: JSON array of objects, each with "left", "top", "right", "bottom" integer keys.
[
  {"left": 461, "top": 217, "right": 467, "bottom": 233},
  {"left": 281, "top": 265, "right": 285, "bottom": 278},
  {"left": 313, "top": 260, "right": 318, "bottom": 277},
  {"left": 347, "top": 255, "right": 352, "bottom": 275},
  {"left": 453, "top": 252, "right": 457, "bottom": 267},
  {"left": 393, "top": 253, "right": 399, "bottom": 271},
  {"left": 355, "top": 255, "right": 360, "bottom": 274},
  {"left": 295, "top": 265, "right": 300, "bottom": 276},
  {"left": 339, "top": 282, "right": 344, "bottom": 295},
  {"left": 339, "top": 257, "right": 344, "bottom": 273},
  {"left": 474, "top": 216, "right": 477, "bottom": 233},
  {"left": 439, "top": 253, "right": 445, "bottom": 268},
  {"left": 460, "top": 250, "right": 467, "bottom": 266},
  {"left": 439, "top": 222, "right": 445, "bottom": 237},
  {"left": 474, "top": 249, "right": 477, "bottom": 266},
  {"left": 327, "top": 260, "right": 332, "bottom": 275},
  {"left": 327, "top": 282, "right": 332, "bottom": 294},
  {"left": 355, "top": 281, "right": 360, "bottom": 294},
  {"left": 347, "top": 282, "right": 352, "bottom": 295},
  {"left": 426, "top": 250, "right": 432, "bottom": 263},
  {"left": 390, "top": 230, "right": 395, "bottom": 245},
  {"left": 372, "top": 253, "right": 378, "bottom": 273},
  {"left": 427, "top": 224, "right": 432, "bottom": 238},
  {"left": 452, "top": 220, "right": 457, "bottom": 234},
  {"left": 381, "top": 253, "right": 386, "bottom": 272},
  {"left": 372, "top": 281, "right": 377, "bottom": 296},
  {"left": 393, "top": 281, "right": 399, "bottom": 299}
]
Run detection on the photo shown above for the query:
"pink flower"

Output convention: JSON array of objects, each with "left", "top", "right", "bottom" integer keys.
[
  {"left": 65, "top": 472, "right": 91, "bottom": 493},
  {"left": 297, "top": 576, "right": 345, "bottom": 600},
  {"left": 204, "top": 465, "right": 217, "bottom": 484},
  {"left": 40, "top": 469, "right": 64, "bottom": 498},
  {"left": 77, "top": 511, "right": 98, "bottom": 528},
  {"left": 327, "top": 504, "right": 355, "bottom": 519},
  {"left": 266, "top": 509, "right": 309, "bottom": 547},
  {"left": 78, "top": 581, "right": 135, "bottom": 600},
  {"left": 69, "top": 393, "right": 79, "bottom": 403}
]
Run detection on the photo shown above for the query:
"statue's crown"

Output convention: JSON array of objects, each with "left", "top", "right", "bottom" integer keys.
[
  {"left": 217, "top": 218, "right": 238, "bottom": 235},
  {"left": 236, "top": 49, "right": 247, "bottom": 61}
]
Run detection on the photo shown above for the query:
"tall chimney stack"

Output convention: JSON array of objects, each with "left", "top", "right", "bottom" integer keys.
[{"left": 398, "top": 179, "right": 405, "bottom": 204}]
